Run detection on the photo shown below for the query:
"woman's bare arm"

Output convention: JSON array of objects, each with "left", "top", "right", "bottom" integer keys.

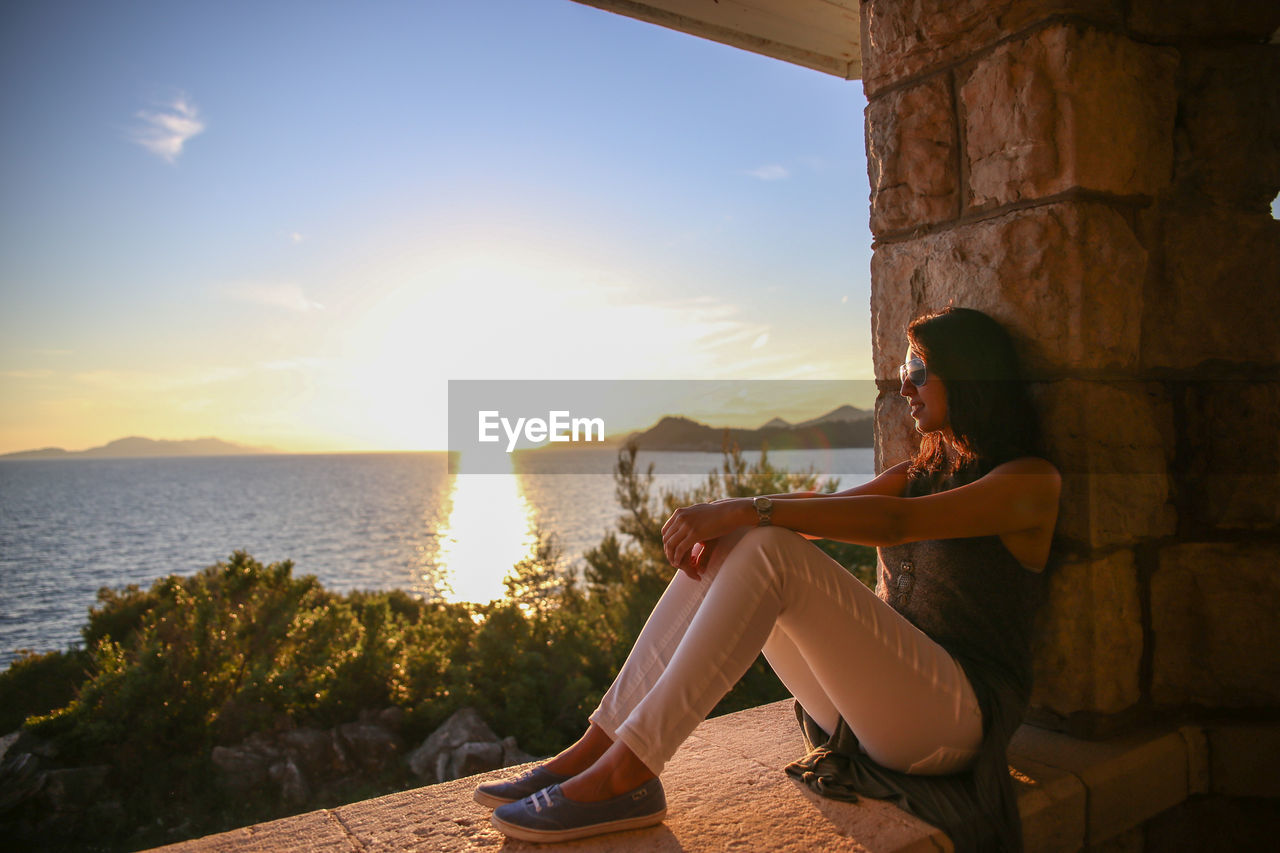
[
  {"left": 758, "top": 457, "right": 1060, "bottom": 546},
  {"left": 754, "top": 460, "right": 912, "bottom": 539},
  {"left": 756, "top": 459, "right": 911, "bottom": 501},
  {"left": 665, "top": 457, "right": 1060, "bottom": 568}
]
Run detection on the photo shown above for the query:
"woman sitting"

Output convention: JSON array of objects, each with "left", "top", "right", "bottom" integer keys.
[{"left": 474, "top": 306, "right": 1060, "bottom": 850}]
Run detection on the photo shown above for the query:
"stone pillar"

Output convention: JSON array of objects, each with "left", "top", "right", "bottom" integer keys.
[{"left": 862, "top": 0, "right": 1280, "bottom": 734}]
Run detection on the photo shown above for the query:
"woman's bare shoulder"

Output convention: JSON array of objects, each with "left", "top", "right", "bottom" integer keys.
[
  {"left": 990, "top": 456, "right": 1061, "bottom": 482},
  {"left": 986, "top": 457, "right": 1062, "bottom": 520}
]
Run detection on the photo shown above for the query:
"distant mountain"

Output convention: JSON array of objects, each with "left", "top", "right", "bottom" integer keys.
[
  {"left": 1, "top": 436, "right": 274, "bottom": 460},
  {"left": 795, "top": 404, "right": 870, "bottom": 428},
  {"left": 620, "top": 405, "right": 873, "bottom": 452}
]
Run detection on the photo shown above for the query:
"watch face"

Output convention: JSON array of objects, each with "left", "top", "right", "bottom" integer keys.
[{"left": 754, "top": 496, "right": 773, "bottom": 526}]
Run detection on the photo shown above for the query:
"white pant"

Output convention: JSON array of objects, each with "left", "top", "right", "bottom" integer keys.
[{"left": 589, "top": 525, "right": 983, "bottom": 777}]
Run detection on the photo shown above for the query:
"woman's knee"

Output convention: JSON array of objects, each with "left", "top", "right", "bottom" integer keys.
[
  {"left": 700, "top": 525, "right": 753, "bottom": 573},
  {"left": 729, "top": 525, "right": 808, "bottom": 569},
  {"left": 714, "top": 525, "right": 807, "bottom": 584},
  {"left": 736, "top": 524, "right": 804, "bottom": 549}
]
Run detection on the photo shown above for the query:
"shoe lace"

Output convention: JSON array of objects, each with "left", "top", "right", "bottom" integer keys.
[{"left": 531, "top": 788, "right": 553, "bottom": 813}]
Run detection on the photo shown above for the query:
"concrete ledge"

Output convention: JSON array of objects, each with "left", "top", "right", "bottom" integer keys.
[
  {"left": 1010, "top": 725, "right": 1187, "bottom": 849},
  {"left": 151, "top": 702, "right": 1279, "bottom": 852}
]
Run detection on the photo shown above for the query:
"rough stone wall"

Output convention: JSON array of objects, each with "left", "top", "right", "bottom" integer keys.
[{"left": 861, "top": 0, "right": 1280, "bottom": 734}]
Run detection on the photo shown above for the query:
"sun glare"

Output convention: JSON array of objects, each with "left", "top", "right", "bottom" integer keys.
[
  {"left": 323, "top": 246, "right": 869, "bottom": 452},
  {"left": 435, "top": 451, "right": 537, "bottom": 603}
]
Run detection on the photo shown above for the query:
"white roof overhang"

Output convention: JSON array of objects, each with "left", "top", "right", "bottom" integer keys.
[{"left": 571, "top": 0, "right": 862, "bottom": 79}]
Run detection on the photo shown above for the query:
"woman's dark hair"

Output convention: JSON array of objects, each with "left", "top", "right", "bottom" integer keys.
[{"left": 905, "top": 307, "right": 1044, "bottom": 494}]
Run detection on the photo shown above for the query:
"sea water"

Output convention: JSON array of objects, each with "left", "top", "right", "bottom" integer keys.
[{"left": 0, "top": 447, "right": 873, "bottom": 667}]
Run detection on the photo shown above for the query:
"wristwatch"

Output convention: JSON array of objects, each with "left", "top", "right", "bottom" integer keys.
[{"left": 753, "top": 496, "right": 774, "bottom": 527}]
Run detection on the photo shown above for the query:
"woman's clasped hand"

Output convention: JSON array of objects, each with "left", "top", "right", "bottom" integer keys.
[{"left": 660, "top": 499, "right": 748, "bottom": 578}]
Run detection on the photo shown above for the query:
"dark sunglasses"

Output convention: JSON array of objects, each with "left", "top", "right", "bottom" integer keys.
[{"left": 899, "top": 357, "right": 928, "bottom": 387}]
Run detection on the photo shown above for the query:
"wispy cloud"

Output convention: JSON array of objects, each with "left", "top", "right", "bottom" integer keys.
[
  {"left": 62, "top": 358, "right": 329, "bottom": 395},
  {"left": 69, "top": 366, "right": 247, "bottom": 393},
  {"left": 747, "top": 164, "right": 789, "bottom": 181},
  {"left": 1, "top": 369, "right": 54, "bottom": 380},
  {"left": 751, "top": 333, "right": 769, "bottom": 350},
  {"left": 260, "top": 357, "right": 330, "bottom": 371},
  {"left": 222, "top": 281, "right": 325, "bottom": 313},
  {"left": 131, "top": 93, "right": 205, "bottom": 163}
]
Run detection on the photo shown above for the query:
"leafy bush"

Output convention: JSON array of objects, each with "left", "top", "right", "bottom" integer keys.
[{"left": 0, "top": 648, "right": 90, "bottom": 733}]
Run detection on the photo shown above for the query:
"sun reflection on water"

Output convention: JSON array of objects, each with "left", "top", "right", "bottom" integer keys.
[{"left": 435, "top": 453, "right": 536, "bottom": 604}]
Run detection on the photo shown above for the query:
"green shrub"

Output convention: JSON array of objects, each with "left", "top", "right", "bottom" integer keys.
[{"left": 0, "top": 647, "right": 90, "bottom": 733}]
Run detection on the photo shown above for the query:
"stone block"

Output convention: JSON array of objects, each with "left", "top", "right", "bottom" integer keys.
[
  {"left": 1141, "top": 208, "right": 1280, "bottom": 370},
  {"left": 1174, "top": 378, "right": 1280, "bottom": 531},
  {"left": 1090, "top": 826, "right": 1145, "bottom": 852},
  {"left": 1008, "top": 726, "right": 1190, "bottom": 845},
  {"left": 674, "top": 732, "right": 950, "bottom": 852},
  {"left": 148, "top": 809, "right": 354, "bottom": 852},
  {"left": 1128, "top": 1, "right": 1280, "bottom": 41},
  {"left": 874, "top": 390, "right": 920, "bottom": 473},
  {"left": 1037, "top": 379, "right": 1176, "bottom": 549},
  {"left": 1142, "top": 794, "right": 1280, "bottom": 853},
  {"left": 1151, "top": 542, "right": 1280, "bottom": 707},
  {"left": 959, "top": 25, "right": 1177, "bottom": 210},
  {"left": 334, "top": 779, "right": 500, "bottom": 851},
  {"left": 867, "top": 75, "right": 957, "bottom": 236},
  {"left": 1032, "top": 551, "right": 1144, "bottom": 717},
  {"left": 1173, "top": 46, "right": 1280, "bottom": 213},
  {"left": 1206, "top": 724, "right": 1280, "bottom": 798},
  {"left": 1178, "top": 725, "right": 1210, "bottom": 796},
  {"left": 860, "top": 0, "right": 1122, "bottom": 95},
  {"left": 1007, "top": 754, "right": 1087, "bottom": 853},
  {"left": 868, "top": 256, "right": 925, "bottom": 384},
  {"left": 688, "top": 699, "right": 806, "bottom": 770},
  {"left": 869, "top": 201, "right": 1148, "bottom": 379}
]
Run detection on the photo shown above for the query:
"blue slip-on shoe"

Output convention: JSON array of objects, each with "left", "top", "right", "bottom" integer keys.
[
  {"left": 473, "top": 765, "right": 571, "bottom": 808},
  {"left": 490, "top": 779, "right": 666, "bottom": 843}
]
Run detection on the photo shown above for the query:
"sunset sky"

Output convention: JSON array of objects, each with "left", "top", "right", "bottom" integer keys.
[{"left": 0, "top": 0, "right": 875, "bottom": 454}]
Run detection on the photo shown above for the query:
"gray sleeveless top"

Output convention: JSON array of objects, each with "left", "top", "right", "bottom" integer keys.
[{"left": 876, "top": 534, "right": 1042, "bottom": 695}]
